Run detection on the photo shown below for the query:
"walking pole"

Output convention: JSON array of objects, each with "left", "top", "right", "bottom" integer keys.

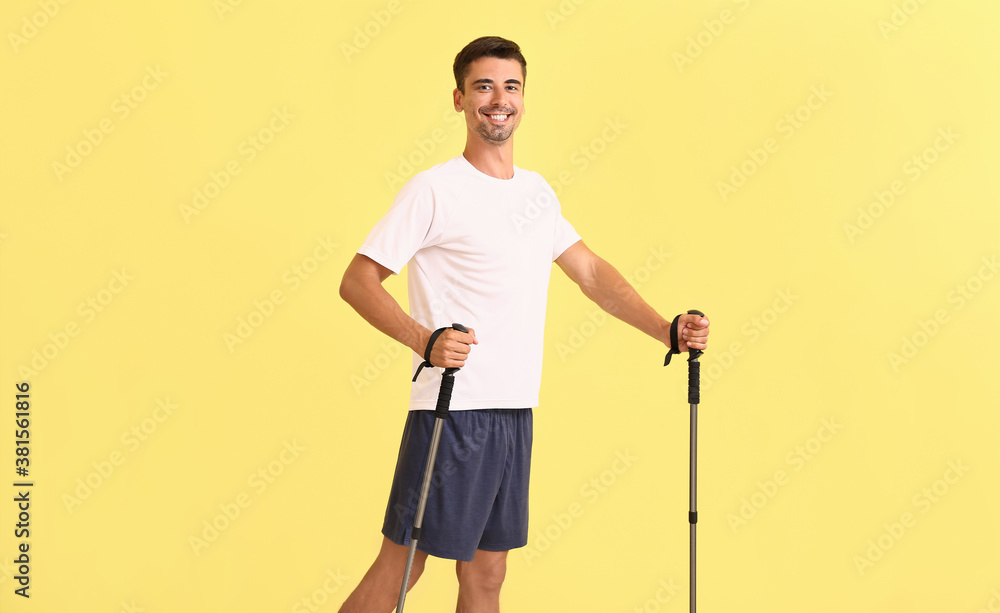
[
  {"left": 397, "top": 323, "right": 468, "bottom": 613},
  {"left": 664, "top": 309, "right": 705, "bottom": 613}
]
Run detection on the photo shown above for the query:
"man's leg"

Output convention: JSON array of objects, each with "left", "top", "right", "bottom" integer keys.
[
  {"left": 339, "top": 536, "right": 428, "bottom": 613},
  {"left": 455, "top": 548, "right": 508, "bottom": 613}
]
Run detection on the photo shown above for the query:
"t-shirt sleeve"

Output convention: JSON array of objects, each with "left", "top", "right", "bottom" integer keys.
[
  {"left": 547, "top": 181, "right": 581, "bottom": 260},
  {"left": 357, "top": 174, "right": 446, "bottom": 275},
  {"left": 552, "top": 214, "right": 581, "bottom": 261}
]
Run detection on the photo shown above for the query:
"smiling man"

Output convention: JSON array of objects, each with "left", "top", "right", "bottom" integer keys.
[{"left": 338, "top": 36, "right": 709, "bottom": 612}]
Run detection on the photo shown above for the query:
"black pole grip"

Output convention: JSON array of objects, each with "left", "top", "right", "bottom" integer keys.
[
  {"left": 435, "top": 373, "right": 455, "bottom": 420},
  {"left": 688, "top": 359, "right": 700, "bottom": 405},
  {"left": 432, "top": 323, "right": 466, "bottom": 419}
]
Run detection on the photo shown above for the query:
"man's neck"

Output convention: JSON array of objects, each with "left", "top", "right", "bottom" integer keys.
[{"left": 462, "top": 138, "right": 515, "bottom": 180}]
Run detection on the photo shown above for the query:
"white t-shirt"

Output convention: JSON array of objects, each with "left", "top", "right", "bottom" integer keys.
[{"left": 358, "top": 154, "right": 581, "bottom": 410}]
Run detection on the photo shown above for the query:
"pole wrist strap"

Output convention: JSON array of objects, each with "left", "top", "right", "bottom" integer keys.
[
  {"left": 664, "top": 314, "right": 683, "bottom": 366},
  {"left": 412, "top": 327, "right": 450, "bottom": 382}
]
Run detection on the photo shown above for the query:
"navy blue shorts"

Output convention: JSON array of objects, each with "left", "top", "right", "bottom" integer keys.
[{"left": 382, "top": 408, "right": 532, "bottom": 562}]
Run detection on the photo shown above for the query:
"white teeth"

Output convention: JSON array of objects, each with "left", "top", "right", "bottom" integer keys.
[{"left": 489, "top": 114, "right": 508, "bottom": 121}]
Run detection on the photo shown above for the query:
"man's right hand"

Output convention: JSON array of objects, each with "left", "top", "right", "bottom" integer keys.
[{"left": 427, "top": 327, "right": 478, "bottom": 369}]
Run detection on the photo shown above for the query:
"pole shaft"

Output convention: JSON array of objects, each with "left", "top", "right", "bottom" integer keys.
[
  {"left": 690, "top": 400, "right": 697, "bottom": 613},
  {"left": 681, "top": 311, "right": 704, "bottom": 613},
  {"left": 415, "top": 420, "right": 445, "bottom": 527},
  {"left": 397, "top": 416, "right": 446, "bottom": 612},
  {"left": 398, "top": 323, "right": 465, "bottom": 612},
  {"left": 398, "top": 541, "right": 417, "bottom": 612}
]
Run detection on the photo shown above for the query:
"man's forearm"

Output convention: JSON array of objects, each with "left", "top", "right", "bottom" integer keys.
[
  {"left": 579, "top": 257, "right": 672, "bottom": 348},
  {"left": 339, "top": 261, "right": 430, "bottom": 356}
]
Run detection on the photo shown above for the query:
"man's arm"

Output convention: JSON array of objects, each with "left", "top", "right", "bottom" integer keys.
[
  {"left": 555, "top": 241, "right": 708, "bottom": 352},
  {"left": 339, "top": 254, "right": 477, "bottom": 368}
]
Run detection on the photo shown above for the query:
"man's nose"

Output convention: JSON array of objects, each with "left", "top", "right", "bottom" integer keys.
[{"left": 490, "top": 88, "right": 508, "bottom": 107}]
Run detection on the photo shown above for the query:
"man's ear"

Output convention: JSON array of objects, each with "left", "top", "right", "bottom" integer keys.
[{"left": 453, "top": 87, "right": 463, "bottom": 112}]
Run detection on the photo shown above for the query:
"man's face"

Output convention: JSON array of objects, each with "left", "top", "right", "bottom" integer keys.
[{"left": 453, "top": 57, "right": 525, "bottom": 146}]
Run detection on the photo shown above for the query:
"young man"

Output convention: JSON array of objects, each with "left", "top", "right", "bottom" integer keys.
[{"left": 338, "top": 36, "right": 710, "bottom": 613}]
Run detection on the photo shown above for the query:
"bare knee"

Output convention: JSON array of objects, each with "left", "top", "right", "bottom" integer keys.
[{"left": 456, "top": 550, "right": 507, "bottom": 594}]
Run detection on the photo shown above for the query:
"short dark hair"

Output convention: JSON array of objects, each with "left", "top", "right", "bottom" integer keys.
[{"left": 453, "top": 36, "right": 527, "bottom": 93}]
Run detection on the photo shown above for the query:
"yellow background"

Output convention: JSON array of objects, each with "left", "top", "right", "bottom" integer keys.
[{"left": 2, "top": 1, "right": 998, "bottom": 611}]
